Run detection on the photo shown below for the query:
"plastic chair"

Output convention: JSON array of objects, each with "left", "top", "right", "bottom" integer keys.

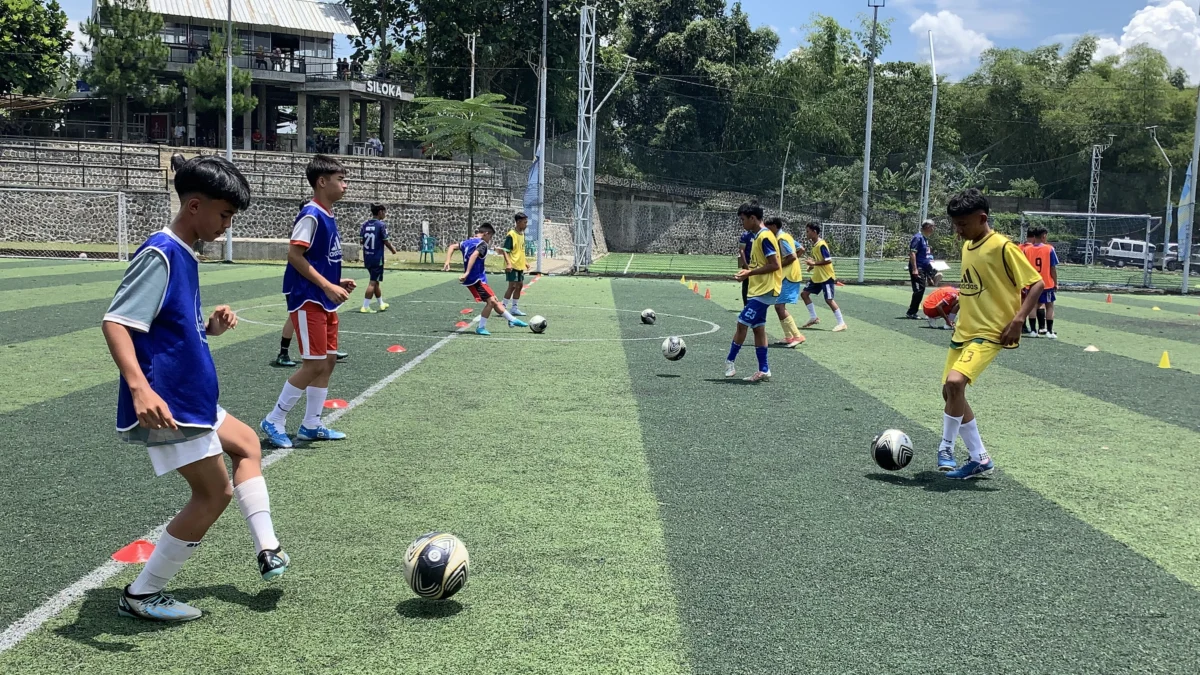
[
  {"left": 419, "top": 235, "right": 436, "bottom": 263},
  {"left": 524, "top": 239, "right": 536, "bottom": 257},
  {"left": 544, "top": 238, "right": 555, "bottom": 257}
]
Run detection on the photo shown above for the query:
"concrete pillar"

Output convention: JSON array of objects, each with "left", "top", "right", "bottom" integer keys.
[
  {"left": 242, "top": 83, "right": 252, "bottom": 150},
  {"left": 338, "top": 91, "right": 350, "bottom": 155},
  {"left": 358, "top": 100, "right": 368, "bottom": 143},
  {"left": 381, "top": 100, "right": 394, "bottom": 158},
  {"left": 296, "top": 92, "right": 307, "bottom": 153},
  {"left": 186, "top": 86, "right": 196, "bottom": 145},
  {"left": 256, "top": 83, "right": 267, "bottom": 149}
]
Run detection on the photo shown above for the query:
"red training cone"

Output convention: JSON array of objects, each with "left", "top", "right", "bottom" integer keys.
[
  {"left": 693, "top": 282, "right": 699, "bottom": 294},
  {"left": 460, "top": 308, "right": 474, "bottom": 314},
  {"left": 455, "top": 321, "right": 470, "bottom": 328},
  {"left": 1106, "top": 294, "right": 1113, "bottom": 303},
  {"left": 704, "top": 288, "right": 712, "bottom": 300},
  {"left": 386, "top": 345, "right": 407, "bottom": 353},
  {"left": 323, "top": 399, "right": 348, "bottom": 409},
  {"left": 112, "top": 539, "right": 155, "bottom": 564}
]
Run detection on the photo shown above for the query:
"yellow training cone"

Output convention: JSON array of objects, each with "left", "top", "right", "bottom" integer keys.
[
  {"left": 1159, "top": 351, "right": 1172, "bottom": 369},
  {"left": 680, "top": 275, "right": 687, "bottom": 285},
  {"left": 1153, "top": 306, "right": 1162, "bottom": 311}
]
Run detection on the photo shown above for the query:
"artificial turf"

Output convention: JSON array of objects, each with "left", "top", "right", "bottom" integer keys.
[{"left": 1, "top": 259, "right": 1199, "bottom": 673}]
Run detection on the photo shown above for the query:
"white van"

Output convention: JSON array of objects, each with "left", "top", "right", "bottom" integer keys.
[{"left": 1100, "top": 238, "right": 1155, "bottom": 268}]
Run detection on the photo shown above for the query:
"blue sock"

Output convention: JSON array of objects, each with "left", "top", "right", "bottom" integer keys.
[
  {"left": 756, "top": 346, "right": 769, "bottom": 373},
  {"left": 727, "top": 342, "right": 742, "bottom": 362}
]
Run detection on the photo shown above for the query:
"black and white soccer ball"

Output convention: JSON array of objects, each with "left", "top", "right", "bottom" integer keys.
[
  {"left": 871, "top": 429, "right": 914, "bottom": 471},
  {"left": 662, "top": 336, "right": 686, "bottom": 361},
  {"left": 529, "top": 315, "right": 547, "bottom": 334},
  {"left": 404, "top": 532, "right": 470, "bottom": 600},
  {"left": 641, "top": 309, "right": 657, "bottom": 325}
]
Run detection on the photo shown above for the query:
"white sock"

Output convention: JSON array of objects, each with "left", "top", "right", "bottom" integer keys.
[
  {"left": 833, "top": 309, "right": 844, "bottom": 325},
  {"left": 960, "top": 419, "right": 991, "bottom": 463},
  {"left": 501, "top": 309, "right": 516, "bottom": 321},
  {"left": 806, "top": 303, "right": 818, "bottom": 320},
  {"left": 504, "top": 298, "right": 512, "bottom": 309},
  {"left": 128, "top": 530, "right": 200, "bottom": 596},
  {"left": 512, "top": 300, "right": 519, "bottom": 310},
  {"left": 362, "top": 298, "right": 371, "bottom": 310},
  {"left": 266, "top": 382, "right": 303, "bottom": 427},
  {"left": 234, "top": 476, "right": 279, "bottom": 553},
  {"left": 376, "top": 292, "right": 383, "bottom": 304},
  {"left": 302, "top": 386, "right": 327, "bottom": 429},
  {"left": 479, "top": 316, "right": 488, "bottom": 329},
  {"left": 939, "top": 413, "right": 963, "bottom": 454}
]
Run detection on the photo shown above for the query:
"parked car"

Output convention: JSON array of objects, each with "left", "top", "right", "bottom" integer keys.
[
  {"left": 1067, "top": 239, "right": 1103, "bottom": 264},
  {"left": 1099, "top": 238, "right": 1156, "bottom": 268}
]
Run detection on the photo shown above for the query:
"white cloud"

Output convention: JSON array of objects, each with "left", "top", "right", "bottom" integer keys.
[
  {"left": 789, "top": 26, "right": 799, "bottom": 36},
  {"left": 895, "top": 0, "right": 1030, "bottom": 39},
  {"left": 910, "top": 11, "right": 994, "bottom": 77},
  {"left": 1091, "top": 1, "right": 1200, "bottom": 79}
]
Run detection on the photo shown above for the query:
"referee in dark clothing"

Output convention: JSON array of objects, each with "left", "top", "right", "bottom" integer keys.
[{"left": 905, "top": 219, "right": 938, "bottom": 319}]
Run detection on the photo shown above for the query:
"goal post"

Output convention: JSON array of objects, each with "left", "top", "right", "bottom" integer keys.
[
  {"left": 0, "top": 187, "right": 129, "bottom": 261},
  {"left": 1020, "top": 211, "right": 1161, "bottom": 289}
]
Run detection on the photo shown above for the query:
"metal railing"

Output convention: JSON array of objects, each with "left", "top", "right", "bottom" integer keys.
[
  {"left": 0, "top": 136, "right": 160, "bottom": 167},
  {"left": 0, "top": 158, "right": 168, "bottom": 191}
]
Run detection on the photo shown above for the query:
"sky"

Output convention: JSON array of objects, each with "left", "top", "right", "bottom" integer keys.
[{"left": 57, "top": 1, "right": 1200, "bottom": 80}]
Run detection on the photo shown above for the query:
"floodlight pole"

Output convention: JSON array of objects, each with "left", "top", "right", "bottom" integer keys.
[
  {"left": 535, "top": 0, "right": 547, "bottom": 274},
  {"left": 1148, "top": 126, "right": 1173, "bottom": 273},
  {"left": 467, "top": 33, "right": 478, "bottom": 98},
  {"left": 1186, "top": 0, "right": 1200, "bottom": 294},
  {"left": 1085, "top": 134, "right": 1115, "bottom": 266},
  {"left": 858, "top": 0, "right": 884, "bottom": 283},
  {"left": 919, "top": 30, "right": 937, "bottom": 225},
  {"left": 223, "top": 0, "right": 233, "bottom": 262}
]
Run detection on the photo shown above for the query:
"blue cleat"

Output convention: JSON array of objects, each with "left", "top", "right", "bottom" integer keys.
[
  {"left": 510, "top": 309, "right": 527, "bottom": 316},
  {"left": 297, "top": 425, "right": 346, "bottom": 441},
  {"left": 937, "top": 447, "right": 957, "bottom": 472},
  {"left": 945, "top": 459, "right": 995, "bottom": 480},
  {"left": 508, "top": 319, "right": 529, "bottom": 328},
  {"left": 260, "top": 419, "right": 292, "bottom": 449},
  {"left": 475, "top": 326, "right": 491, "bottom": 336}
]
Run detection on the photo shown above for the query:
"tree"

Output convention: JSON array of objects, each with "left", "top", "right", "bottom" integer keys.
[
  {"left": 0, "top": 0, "right": 72, "bottom": 96},
  {"left": 81, "top": 0, "right": 176, "bottom": 140},
  {"left": 414, "top": 93, "right": 525, "bottom": 234},
  {"left": 183, "top": 31, "right": 257, "bottom": 145}
]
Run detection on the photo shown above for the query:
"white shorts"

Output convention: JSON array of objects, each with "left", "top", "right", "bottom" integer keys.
[{"left": 146, "top": 408, "right": 227, "bottom": 476}]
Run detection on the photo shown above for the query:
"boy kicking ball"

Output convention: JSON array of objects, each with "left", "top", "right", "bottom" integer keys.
[
  {"left": 103, "top": 155, "right": 288, "bottom": 622},
  {"left": 937, "top": 189, "right": 1043, "bottom": 479},
  {"left": 443, "top": 223, "right": 528, "bottom": 335}
]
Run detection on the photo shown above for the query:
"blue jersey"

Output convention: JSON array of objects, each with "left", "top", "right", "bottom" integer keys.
[
  {"left": 283, "top": 202, "right": 343, "bottom": 311},
  {"left": 360, "top": 219, "right": 388, "bottom": 264},
  {"left": 460, "top": 237, "right": 489, "bottom": 285},
  {"left": 910, "top": 233, "right": 933, "bottom": 268},
  {"left": 116, "top": 231, "right": 219, "bottom": 431},
  {"left": 740, "top": 231, "right": 753, "bottom": 263}
]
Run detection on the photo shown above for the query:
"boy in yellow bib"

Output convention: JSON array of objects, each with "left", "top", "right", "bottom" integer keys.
[
  {"left": 500, "top": 212, "right": 529, "bottom": 316},
  {"left": 938, "top": 189, "right": 1043, "bottom": 479},
  {"left": 726, "top": 203, "right": 783, "bottom": 383},
  {"left": 800, "top": 222, "right": 847, "bottom": 332},
  {"left": 764, "top": 216, "right": 805, "bottom": 348}
]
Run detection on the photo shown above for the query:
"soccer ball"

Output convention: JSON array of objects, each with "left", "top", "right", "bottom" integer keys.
[
  {"left": 871, "top": 429, "right": 914, "bottom": 471},
  {"left": 78, "top": 252, "right": 88, "bottom": 259},
  {"left": 404, "top": 532, "right": 470, "bottom": 600},
  {"left": 641, "top": 309, "right": 656, "bottom": 325},
  {"left": 529, "top": 315, "right": 547, "bottom": 333},
  {"left": 662, "top": 336, "right": 686, "bottom": 361}
]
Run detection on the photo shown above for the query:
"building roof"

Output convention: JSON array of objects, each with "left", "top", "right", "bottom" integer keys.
[{"left": 146, "top": 0, "right": 360, "bottom": 38}]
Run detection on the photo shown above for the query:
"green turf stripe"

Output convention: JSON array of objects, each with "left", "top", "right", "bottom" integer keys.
[
  {"left": 0, "top": 277, "right": 690, "bottom": 673},
  {"left": 1053, "top": 293, "right": 1200, "bottom": 322},
  {"left": 835, "top": 285, "right": 1200, "bottom": 427},
  {"left": 1065, "top": 291, "right": 1200, "bottom": 315},
  {"left": 0, "top": 262, "right": 126, "bottom": 282},
  {"left": 0, "top": 269, "right": 129, "bottom": 292},
  {"left": 612, "top": 278, "right": 1200, "bottom": 673}
]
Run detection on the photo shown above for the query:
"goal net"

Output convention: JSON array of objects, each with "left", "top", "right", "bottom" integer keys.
[
  {"left": 0, "top": 187, "right": 129, "bottom": 261},
  {"left": 1020, "top": 211, "right": 1160, "bottom": 289}
]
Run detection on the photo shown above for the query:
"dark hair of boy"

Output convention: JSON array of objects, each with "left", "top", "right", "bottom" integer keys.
[
  {"left": 515, "top": 212, "right": 528, "bottom": 222},
  {"left": 306, "top": 154, "right": 345, "bottom": 188},
  {"left": 476, "top": 223, "right": 495, "bottom": 235},
  {"left": 947, "top": 188, "right": 990, "bottom": 218},
  {"left": 764, "top": 216, "right": 786, "bottom": 229},
  {"left": 370, "top": 203, "right": 386, "bottom": 217},
  {"left": 171, "top": 154, "right": 251, "bottom": 211},
  {"left": 806, "top": 222, "right": 822, "bottom": 235},
  {"left": 737, "top": 202, "right": 764, "bottom": 220}
]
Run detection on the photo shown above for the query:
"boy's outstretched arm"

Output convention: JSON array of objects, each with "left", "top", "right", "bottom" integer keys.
[{"left": 442, "top": 242, "right": 460, "bottom": 271}]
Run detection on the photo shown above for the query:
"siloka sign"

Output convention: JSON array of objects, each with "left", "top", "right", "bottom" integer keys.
[{"left": 365, "top": 81, "right": 406, "bottom": 98}]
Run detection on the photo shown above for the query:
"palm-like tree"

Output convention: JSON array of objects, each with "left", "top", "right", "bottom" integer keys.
[{"left": 414, "top": 93, "right": 526, "bottom": 235}]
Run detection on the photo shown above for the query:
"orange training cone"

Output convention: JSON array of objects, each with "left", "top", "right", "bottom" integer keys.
[
  {"left": 324, "top": 399, "right": 349, "bottom": 409},
  {"left": 693, "top": 282, "right": 700, "bottom": 293},
  {"left": 704, "top": 288, "right": 712, "bottom": 300},
  {"left": 112, "top": 539, "right": 156, "bottom": 564},
  {"left": 1106, "top": 294, "right": 1113, "bottom": 303},
  {"left": 387, "top": 345, "right": 407, "bottom": 353}
]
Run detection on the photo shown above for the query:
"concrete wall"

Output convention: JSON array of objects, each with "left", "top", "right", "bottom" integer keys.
[{"left": 0, "top": 189, "right": 169, "bottom": 246}]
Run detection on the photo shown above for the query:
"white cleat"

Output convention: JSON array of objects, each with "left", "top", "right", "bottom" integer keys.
[
  {"left": 1046, "top": 332, "right": 1058, "bottom": 340},
  {"left": 743, "top": 370, "right": 772, "bottom": 383},
  {"left": 832, "top": 323, "right": 848, "bottom": 333},
  {"left": 801, "top": 318, "right": 820, "bottom": 329},
  {"left": 724, "top": 361, "right": 737, "bottom": 378}
]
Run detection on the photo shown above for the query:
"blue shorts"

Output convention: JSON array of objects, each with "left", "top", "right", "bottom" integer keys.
[
  {"left": 1039, "top": 289, "right": 1056, "bottom": 304},
  {"left": 805, "top": 280, "right": 836, "bottom": 301},
  {"left": 779, "top": 279, "right": 801, "bottom": 305},
  {"left": 738, "top": 296, "right": 777, "bottom": 328},
  {"left": 365, "top": 261, "right": 384, "bottom": 282}
]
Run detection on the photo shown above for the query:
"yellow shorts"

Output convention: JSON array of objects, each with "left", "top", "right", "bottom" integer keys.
[{"left": 942, "top": 340, "right": 1004, "bottom": 385}]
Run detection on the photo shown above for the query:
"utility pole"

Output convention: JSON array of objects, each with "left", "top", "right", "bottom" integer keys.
[
  {"left": 1148, "top": 126, "right": 1173, "bottom": 273},
  {"left": 535, "top": 0, "right": 547, "bottom": 274},
  {"left": 1084, "top": 134, "right": 1115, "bottom": 266},
  {"left": 919, "top": 30, "right": 938, "bottom": 225},
  {"left": 467, "top": 32, "right": 477, "bottom": 98},
  {"left": 858, "top": 0, "right": 885, "bottom": 283},
  {"left": 223, "top": 0, "right": 233, "bottom": 262},
  {"left": 1185, "top": 1, "right": 1200, "bottom": 293}
]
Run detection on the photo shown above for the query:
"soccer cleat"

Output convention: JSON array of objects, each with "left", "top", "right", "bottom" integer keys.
[
  {"left": 377, "top": 302, "right": 389, "bottom": 312},
  {"left": 937, "top": 447, "right": 957, "bottom": 472},
  {"left": 510, "top": 308, "right": 527, "bottom": 316},
  {"left": 785, "top": 336, "right": 805, "bottom": 348},
  {"left": 1046, "top": 332, "right": 1058, "bottom": 340},
  {"left": 724, "top": 361, "right": 737, "bottom": 378},
  {"left": 335, "top": 350, "right": 348, "bottom": 360},
  {"left": 476, "top": 326, "right": 491, "bottom": 336},
  {"left": 508, "top": 319, "right": 529, "bottom": 328},
  {"left": 1029, "top": 331, "right": 1040, "bottom": 338},
  {"left": 743, "top": 370, "right": 772, "bottom": 383},
  {"left": 946, "top": 459, "right": 995, "bottom": 480},
  {"left": 257, "top": 547, "right": 290, "bottom": 581},
  {"left": 297, "top": 425, "right": 346, "bottom": 441},
  {"left": 1038, "top": 330, "right": 1047, "bottom": 338},
  {"left": 832, "top": 323, "right": 848, "bottom": 333},
  {"left": 903, "top": 313, "right": 920, "bottom": 320},
  {"left": 358, "top": 306, "right": 375, "bottom": 314},
  {"left": 773, "top": 339, "right": 790, "bottom": 346},
  {"left": 273, "top": 353, "right": 297, "bottom": 368},
  {"left": 259, "top": 419, "right": 293, "bottom": 449},
  {"left": 802, "top": 318, "right": 820, "bottom": 329},
  {"left": 118, "top": 586, "right": 202, "bottom": 622}
]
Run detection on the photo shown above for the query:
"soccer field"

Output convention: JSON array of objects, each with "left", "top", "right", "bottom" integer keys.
[{"left": 2, "top": 258, "right": 1200, "bottom": 673}]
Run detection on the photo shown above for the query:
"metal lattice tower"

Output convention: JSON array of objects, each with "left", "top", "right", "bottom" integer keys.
[
  {"left": 573, "top": 5, "right": 597, "bottom": 271},
  {"left": 1085, "top": 134, "right": 1115, "bottom": 265}
]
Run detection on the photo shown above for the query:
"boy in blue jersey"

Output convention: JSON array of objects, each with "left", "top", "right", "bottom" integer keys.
[
  {"left": 726, "top": 203, "right": 783, "bottom": 382},
  {"left": 905, "top": 219, "right": 937, "bottom": 319},
  {"left": 102, "top": 155, "right": 288, "bottom": 622},
  {"left": 442, "top": 223, "right": 529, "bottom": 335},
  {"left": 359, "top": 203, "right": 397, "bottom": 313},
  {"left": 261, "top": 155, "right": 357, "bottom": 449}
]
